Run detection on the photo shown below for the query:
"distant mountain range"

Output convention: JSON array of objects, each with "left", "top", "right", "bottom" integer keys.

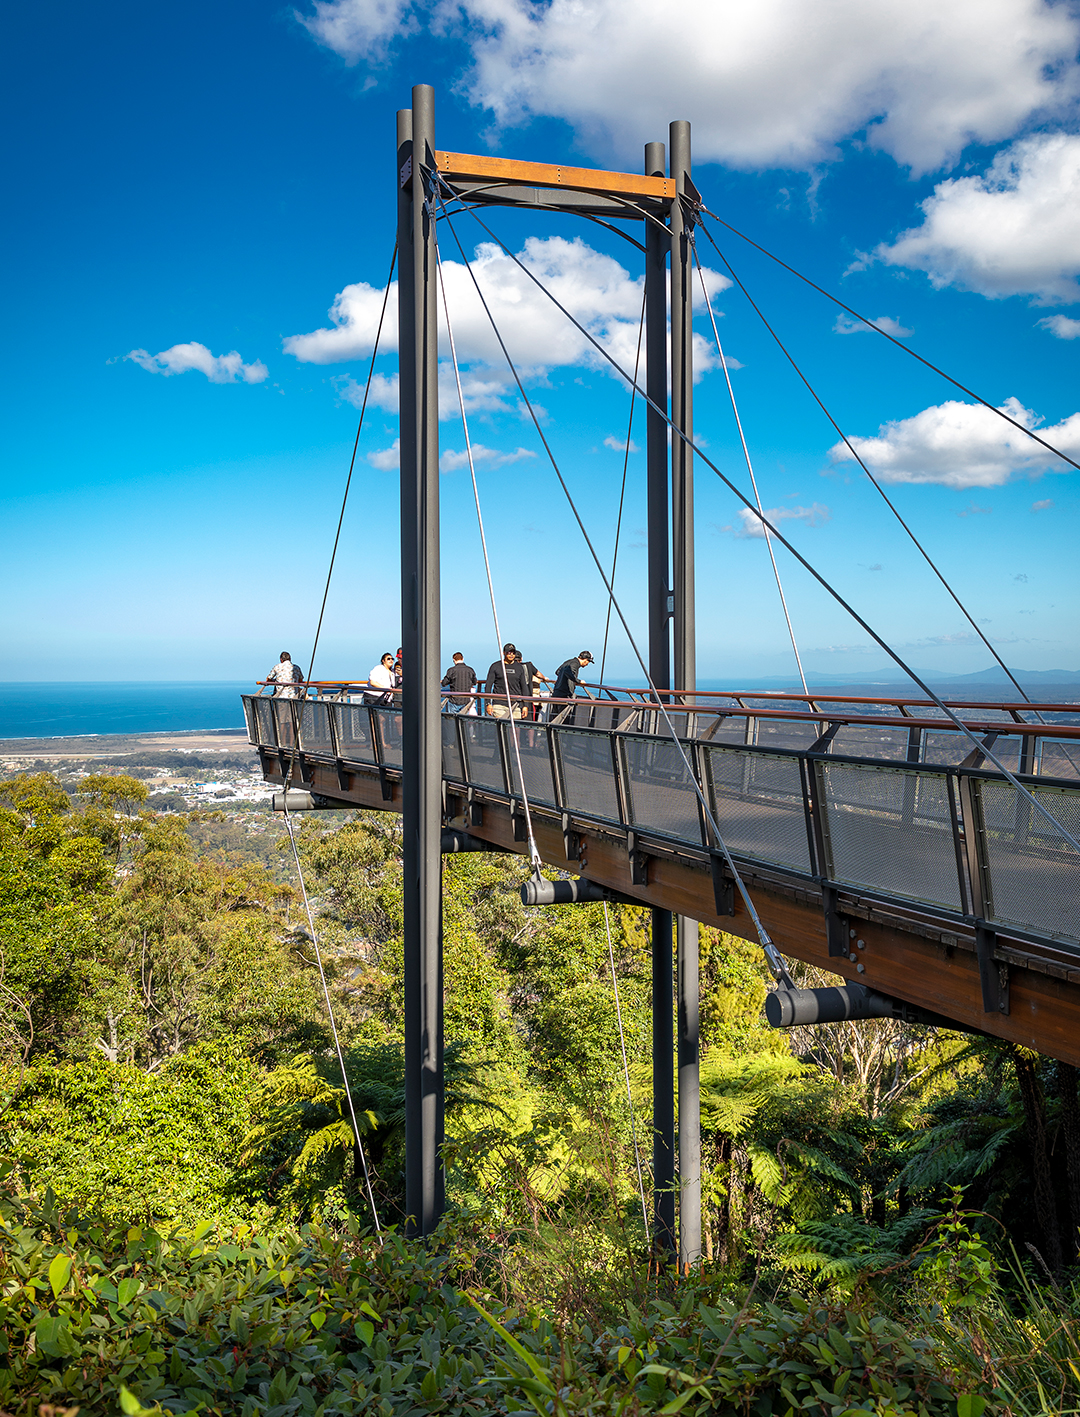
[{"left": 700, "top": 666, "right": 1080, "bottom": 692}]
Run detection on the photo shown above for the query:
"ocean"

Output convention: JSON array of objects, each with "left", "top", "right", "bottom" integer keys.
[{"left": 3, "top": 683, "right": 252, "bottom": 740}]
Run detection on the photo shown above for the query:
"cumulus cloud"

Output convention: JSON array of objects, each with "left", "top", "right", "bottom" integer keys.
[
  {"left": 1032, "top": 498, "right": 1054, "bottom": 510},
  {"left": 829, "top": 396, "right": 1080, "bottom": 488},
  {"left": 299, "top": 0, "right": 412, "bottom": 65},
  {"left": 603, "top": 435, "right": 639, "bottom": 452},
  {"left": 301, "top": 0, "right": 1080, "bottom": 173},
  {"left": 284, "top": 236, "right": 730, "bottom": 391},
  {"left": 731, "top": 502, "right": 830, "bottom": 539},
  {"left": 875, "top": 135, "right": 1080, "bottom": 302},
  {"left": 335, "top": 372, "right": 400, "bottom": 411},
  {"left": 439, "top": 444, "right": 536, "bottom": 471},
  {"left": 124, "top": 342, "right": 268, "bottom": 384},
  {"left": 833, "top": 313, "right": 913, "bottom": 338},
  {"left": 1038, "top": 314, "right": 1080, "bottom": 339},
  {"left": 368, "top": 439, "right": 400, "bottom": 470}
]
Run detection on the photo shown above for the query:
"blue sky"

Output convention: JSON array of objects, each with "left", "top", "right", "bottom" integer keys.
[{"left": 5, "top": 0, "right": 1080, "bottom": 687}]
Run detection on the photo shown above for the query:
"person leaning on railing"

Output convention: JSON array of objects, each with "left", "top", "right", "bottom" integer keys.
[
  {"left": 364, "top": 652, "right": 397, "bottom": 707},
  {"left": 262, "top": 651, "right": 304, "bottom": 699},
  {"left": 552, "top": 650, "right": 594, "bottom": 703},
  {"left": 484, "top": 643, "right": 530, "bottom": 718}
]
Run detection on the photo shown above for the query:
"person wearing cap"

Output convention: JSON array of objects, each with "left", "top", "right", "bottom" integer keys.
[
  {"left": 552, "top": 650, "right": 594, "bottom": 704},
  {"left": 484, "top": 642, "right": 530, "bottom": 718}
]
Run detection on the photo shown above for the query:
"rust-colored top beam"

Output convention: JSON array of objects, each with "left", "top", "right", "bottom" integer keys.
[{"left": 434, "top": 150, "right": 675, "bottom": 204}]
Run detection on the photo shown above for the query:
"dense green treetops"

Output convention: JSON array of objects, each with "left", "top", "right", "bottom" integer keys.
[{"left": 2, "top": 770, "right": 1080, "bottom": 1414}]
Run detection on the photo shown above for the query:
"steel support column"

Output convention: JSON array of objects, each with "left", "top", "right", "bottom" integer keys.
[
  {"left": 399, "top": 85, "right": 444, "bottom": 1236},
  {"left": 669, "top": 119, "right": 701, "bottom": 1269},
  {"left": 645, "top": 139, "right": 676, "bottom": 1260}
]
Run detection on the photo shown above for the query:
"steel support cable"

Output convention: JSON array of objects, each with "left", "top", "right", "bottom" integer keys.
[
  {"left": 694, "top": 213, "right": 1080, "bottom": 477},
  {"left": 432, "top": 217, "right": 543, "bottom": 875},
  {"left": 600, "top": 283, "right": 647, "bottom": 684},
  {"left": 692, "top": 240, "right": 809, "bottom": 698},
  {"left": 602, "top": 900, "right": 650, "bottom": 1232},
  {"left": 306, "top": 244, "right": 398, "bottom": 690},
  {"left": 437, "top": 199, "right": 793, "bottom": 984},
  {"left": 699, "top": 232, "right": 1046, "bottom": 723},
  {"left": 280, "top": 799, "right": 383, "bottom": 1236},
  {"left": 450, "top": 199, "right": 1080, "bottom": 859}
]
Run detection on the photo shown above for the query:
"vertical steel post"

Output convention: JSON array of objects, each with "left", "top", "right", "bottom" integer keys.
[
  {"left": 644, "top": 139, "right": 675, "bottom": 1259},
  {"left": 669, "top": 119, "right": 701, "bottom": 1269},
  {"left": 399, "top": 85, "right": 444, "bottom": 1236}
]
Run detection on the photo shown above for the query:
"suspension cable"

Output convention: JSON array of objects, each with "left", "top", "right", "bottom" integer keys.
[
  {"left": 433, "top": 217, "right": 543, "bottom": 875},
  {"left": 698, "top": 232, "right": 1046, "bottom": 722},
  {"left": 438, "top": 195, "right": 793, "bottom": 984},
  {"left": 448, "top": 197, "right": 1080, "bottom": 858},
  {"left": 600, "top": 285, "right": 646, "bottom": 684},
  {"left": 692, "top": 238, "right": 808, "bottom": 697},
  {"left": 280, "top": 797, "right": 383, "bottom": 1236},
  {"left": 694, "top": 212, "right": 1080, "bottom": 476},
  {"left": 602, "top": 900, "right": 649, "bottom": 1232},
  {"left": 307, "top": 244, "right": 397, "bottom": 689}
]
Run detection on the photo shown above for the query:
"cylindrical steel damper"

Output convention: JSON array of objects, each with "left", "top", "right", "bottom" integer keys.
[
  {"left": 765, "top": 984, "right": 903, "bottom": 1028},
  {"left": 520, "top": 877, "right": 609, "bottom": 906}
]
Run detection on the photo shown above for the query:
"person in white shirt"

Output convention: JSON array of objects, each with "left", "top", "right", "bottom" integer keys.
[
  {"left": 264, "top": 652, "right": 303, "bottom": 699},
  {"left": 365, "top": 652, "right": 396, "bottom": 706}
]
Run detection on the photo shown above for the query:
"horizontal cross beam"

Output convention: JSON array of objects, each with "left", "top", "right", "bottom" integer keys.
[{"left": 433, "top": 150, "right": 675, "bottom": 205}]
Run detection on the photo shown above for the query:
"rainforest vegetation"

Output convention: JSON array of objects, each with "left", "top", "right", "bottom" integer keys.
[{"left": 2, "top": 767, "right": 1080, "bottom": 1416}]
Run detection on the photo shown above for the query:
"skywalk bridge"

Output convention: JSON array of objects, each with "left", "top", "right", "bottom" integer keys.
[{"left": 245, "top": 685, "right": 1080, "bottom": 1067}]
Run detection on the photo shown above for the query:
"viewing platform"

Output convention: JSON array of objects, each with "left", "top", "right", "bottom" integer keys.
[{"left": 244, "top": 682, "right": 1080, "bottom": 1063}]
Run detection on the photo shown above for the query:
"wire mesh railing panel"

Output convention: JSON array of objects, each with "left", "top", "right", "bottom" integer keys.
[
  {"left": 505, "top": 726, "right": 557, "bottom": 806},
  {"left": 696, "top": 717, "right": 749, "bottom": 745},
  {"left": 372, "top": 708, "right": 402, "bottom": 767},
  {"left": 829, "top": 725, "right": 911, "bottom": 762},
  {"left": 621, "top": 736, "right": 703, "bottom": 844},
  {"left": 921, "top": 731, "right": 974, "bottom": 766},
  {"left": 820, "top": 762, "right": 962, "bottom": 911},
  {"left": 555, "top": 728, "right": 622, "bottom": 822},
  {"left": 702, "top": 747, "right": 812, "bottom": 872},
  {"left": 976, "top": 779, "right": 1080, "bottom": 944},
  {"left": 331, "top": 703, "right": 377, "bottom": 764},
  {"left": 298, "top": 700, "right": 335, "bottom": 754},
  {"left": 441, "top": 714, "right": 465, "bottom": 782},
  {"left": 271, "top": 699, "right": 297, "bottom": 747},
  {"left": 754, "top": 720, "right": 821, "bottom": 752},
  {"left": 461, "top": 717, "right": 506, "bottom": 793},
  {"left": 249, "top": 696, "right": 273, "bottom": 745},
  {"left": 1039, "top": 740, "right": 1080, "bottom": 782}
]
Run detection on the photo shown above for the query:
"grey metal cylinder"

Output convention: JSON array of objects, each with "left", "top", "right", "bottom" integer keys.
[
  {"left": 765, "top": 984, "right": 901, "bottom": 1027},
  {"left": 271, "top": 791, "right": 335, "bottom": 812},
  {"left": 441, "top": 829, "right": 504, "bottom": 853},
  {"left": 520, "top": 877, "right": 608, "bottom": 906}
]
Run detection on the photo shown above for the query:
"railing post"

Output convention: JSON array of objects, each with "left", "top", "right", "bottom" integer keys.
[
  {"left": 670, "top": 118, "right": 701, "bottom": 1271},
  {"left": 399, "top": 87, "right": 444, "bottom": 1237}
]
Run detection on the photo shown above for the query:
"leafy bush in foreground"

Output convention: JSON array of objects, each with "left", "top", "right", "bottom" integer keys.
[{"left": 1, "top": 1170, "right": 977, "bottom": 1417}]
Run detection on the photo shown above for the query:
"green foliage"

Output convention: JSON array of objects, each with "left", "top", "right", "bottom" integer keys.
[
  {"left": 5, "top": 1044, "right": 266, "bottom": 1227},
  {"left": 0, "top": 1174, "right": 981, "bottom": 1417}
]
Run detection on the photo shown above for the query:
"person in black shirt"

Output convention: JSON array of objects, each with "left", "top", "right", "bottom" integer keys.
[
  {"left": 484, "top": 643, "right": 530, "bottom": 718},
  {"left": 515, "top": 650, "right": 550, "bottom": 719},
  {"left": 441, "top": 652, "right": 477, "bottom": 713},
  {"left": 552, "top": 650, "right": 594, "bottom": 704}
]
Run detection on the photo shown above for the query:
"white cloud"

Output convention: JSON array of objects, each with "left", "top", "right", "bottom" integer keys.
[
  {"left": 829, "top": 396, "right": 1080, "bottom": 488},
  {"left": 368, "top": 439, "right": 400, "bottom": 470},
  {"left": 335, "top": 371, "right": 399, "bottom": 411},
  {"left": 1038, "top": 314, "right": 1080, "bottom": 339},
  {"left": 303, "top": 0, "right": 1080, "bottom": 174},
  {"left": 299, "top": 0, "right": 412, "bottom": 65},
  {"left": 603, "top": 435, "right": 639, "bottom": 452},
  {"left": 875, "top": 135, "right": 1080, "bottom": 302},
  {"left": 439, "top": 444, "right": 536, "bottom": 471},
  {"left": 284, "top": 235, "right": 730, "bottom": 392},
  {"left": 833, "top": 313, "right": 913, "bottom": 338},
  {"left": 124, "top": 342, "right": 268, "bottom": 384},
  {"left": 1032, "top": 498, "right": 1054, "bottom": 510},
  {"left": 732, "top": 502, "right": 830, "bottom": 538}
]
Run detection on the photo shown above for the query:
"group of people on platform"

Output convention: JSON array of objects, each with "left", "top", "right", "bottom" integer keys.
[
  {"left": 440, "top": 644, "right": 594, "bottom": 719},
  {"left": 261, "top": 645, "right": 596, "bottom": 717}
]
